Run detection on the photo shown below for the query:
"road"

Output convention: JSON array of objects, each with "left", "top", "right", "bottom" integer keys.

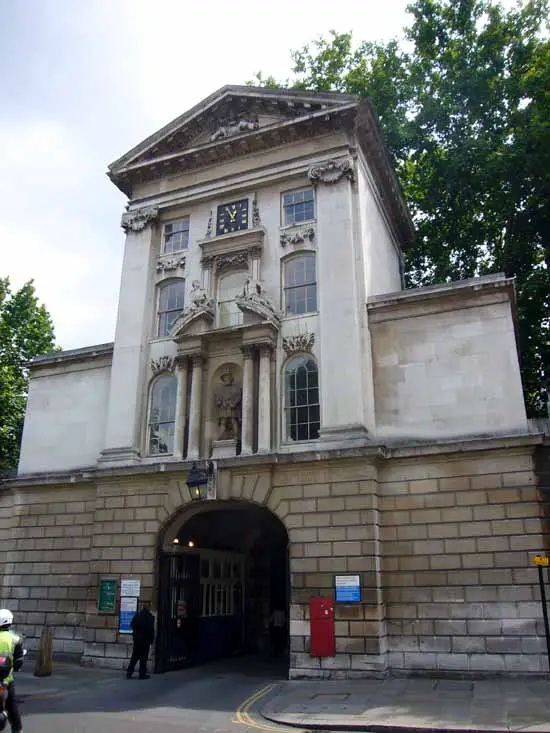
[{"left": 17, "top": 658, "right": 299, "bottom": 733}]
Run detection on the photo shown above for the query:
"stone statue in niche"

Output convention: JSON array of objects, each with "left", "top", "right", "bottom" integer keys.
[{"left": 214, "top": 371, "right": 242, "bottom": 440}]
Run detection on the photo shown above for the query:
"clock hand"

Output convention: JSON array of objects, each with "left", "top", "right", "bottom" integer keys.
[{"left": 226, "top": 206, "right": 238, "bottom": 222}]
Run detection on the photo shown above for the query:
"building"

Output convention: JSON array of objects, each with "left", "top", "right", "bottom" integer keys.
[{"left": 2, "top": 86, "right": 548, "bottom": 678}]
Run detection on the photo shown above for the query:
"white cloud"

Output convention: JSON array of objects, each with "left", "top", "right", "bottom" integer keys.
[{"left": 1, "top": 0, "right": 410, "bottom": 350}]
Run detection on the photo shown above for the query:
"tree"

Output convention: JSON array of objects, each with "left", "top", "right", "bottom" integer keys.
[
  {"left": 255, "top": 0, "right": 549, "bottom": 416},
  {"left": 0, "top": 278, "right": 58, "bottom": 474}
]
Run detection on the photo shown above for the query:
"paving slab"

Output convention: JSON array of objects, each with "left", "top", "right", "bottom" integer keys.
[{"left": 260, "top": 677, "right": 550, "bottom": 732}]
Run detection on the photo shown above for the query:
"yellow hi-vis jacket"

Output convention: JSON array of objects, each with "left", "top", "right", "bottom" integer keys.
[{"left": 0, "top": 630, "right": 22, "bottom": 684}]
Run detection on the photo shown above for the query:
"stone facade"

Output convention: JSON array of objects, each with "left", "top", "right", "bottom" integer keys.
[{"left": 2, "top": 86, "right": 548, "bottom": 677}]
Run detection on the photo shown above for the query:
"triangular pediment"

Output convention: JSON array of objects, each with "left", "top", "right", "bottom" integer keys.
[{"left": 108, "top": 85, "right": 358, "bottom": 191}]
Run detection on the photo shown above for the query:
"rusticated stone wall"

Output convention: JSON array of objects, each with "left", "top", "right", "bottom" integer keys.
[{"left": 0, "top": 442, "right": 547, "bottom": 677}]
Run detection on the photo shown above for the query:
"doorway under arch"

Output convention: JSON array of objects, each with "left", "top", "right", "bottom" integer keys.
[{"left": 156, "top": 500, "right": 289, "bottom": 673}]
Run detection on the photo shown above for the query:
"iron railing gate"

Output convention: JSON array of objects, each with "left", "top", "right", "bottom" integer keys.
[{"left": 156, "top": 551, "right": 201, "bottom": 673}]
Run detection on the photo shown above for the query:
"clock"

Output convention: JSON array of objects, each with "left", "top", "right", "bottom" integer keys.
[{"left": 216, "top": 199, "right": 249, "bottom": 236}]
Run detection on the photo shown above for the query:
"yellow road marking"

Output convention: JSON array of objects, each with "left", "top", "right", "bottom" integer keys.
[{"left": 234, "top": 683, "right": 298, "bottom": 732}]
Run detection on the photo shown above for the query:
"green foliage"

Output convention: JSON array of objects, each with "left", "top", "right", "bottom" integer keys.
[
  {"left": 259, "top": 1, "right": 549, "bottom": 416},
  {"left": 0, "top": 278, "right": 58, "bottom": 474}
]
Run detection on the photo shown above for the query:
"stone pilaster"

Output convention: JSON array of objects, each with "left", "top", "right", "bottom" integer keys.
[
  {"left": 240, "top": 345, "right": 255, "bottom": 455},
  {"left": 100, "top": 206, "right": 159, "bottom": 466},
  {"left": 186, "top": 354, "right": 205, "bottom": 460},
  {"left": 257, "top": 345, "right": 272, "bottom": 453},
  {"left": 172, "top": 357, "right": 189, "bottom": 459}
]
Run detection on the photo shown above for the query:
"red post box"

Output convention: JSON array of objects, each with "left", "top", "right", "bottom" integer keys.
[{"left": 310, "top": 596, "right": 335, "bottom": 657}]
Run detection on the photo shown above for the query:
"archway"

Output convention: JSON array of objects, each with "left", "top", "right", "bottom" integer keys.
[{"left": 156, "top": 500, "right": 289, "bottom": 674}]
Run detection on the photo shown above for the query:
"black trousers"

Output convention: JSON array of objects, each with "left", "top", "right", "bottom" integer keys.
[
  {"left": 126, "top": 641, "right": 150, "bottom": 678},
  {"left": 6, "top": 682, "right": 22, "bottom": 732}
]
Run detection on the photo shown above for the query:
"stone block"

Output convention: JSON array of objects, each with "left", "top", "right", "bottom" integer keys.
[
  {"left": 473, "top": 505, "right": 505, "bottom": 521},
  {"left": 303, "top": 513, "right": 331, "bottom": 528},
  {"left": 289, "top": 528, "right": 318, "bottom": 543},
  {"left": 305, "top": 542, "right": 331, "bottom": 557},
  {"left": 332, "top": 541, "right": 362, "bottom": 557},
  {"left": 505, "top": 654, "right": 543, "bottom": 673},
  {"left": 403, "top": 651, "right": 436, "bottom": 670},
  {"left": 467, "top": 619, "right": 501, "bottom": 635},
  {"left": 479, "top": 569, "right": 513, "bottom": 585},
  {"left": 320, "top": 654, "right": 350, "bottom": 670},
  {"left": 304, "top": 484, "right": 330, "bottom": 498},
  {"left": 469, "top": 654, "right": 506, "bottom": 672},
  {"left": 398, "top": 525, "right": 428, "bottom": 541},
  {"left": 336, "top": 637, "right": 365, "bottom": 653},
  {"left": 453, "top": 636, "right": 486, "bottom": 653},
  {"left": 319, "top": 557, "right": 347, "bottom": 572},
  {"left": 435, "top": 653, "right": 469, "bottom": 671},
  {"left": 434, "top": 620, "right": 467, "bottom": 635},
  {"left": 486, "top": 636, "right": 522, "bottom": 654}
]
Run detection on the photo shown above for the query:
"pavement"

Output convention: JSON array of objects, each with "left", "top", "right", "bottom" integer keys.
[
  {"left": 260, "top": 677, "right": 550, "bottom": 732},
  {"left": 10, "top": 657, "right": 550, "bottom": 733}
]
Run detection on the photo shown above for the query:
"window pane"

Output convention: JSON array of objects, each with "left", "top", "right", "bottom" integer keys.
[
  {"left": 282, "top": 188, "right": 314, "bottom": 226},
  {"left": 285, "top": 357, "right": 319, "bottom": 443},
  {"left": 158, "top": 282, "right": 185, "bottom": 337},
  {"left": 148, "top": 376, "right": 176, "bottom": 454},
  {"left": 163, "top": 218, "right": 190, "bottom": 253}
]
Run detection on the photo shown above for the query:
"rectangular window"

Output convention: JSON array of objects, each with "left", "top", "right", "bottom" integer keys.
[
  {"left": 163, "top": 217, "right": 190, "bottom": 253},
  {"left": 282, "top": 188, "right": 315, "bottom": 227},
  {"left": 284, "top": 253, "right": 317, "bottom": 316},
  {"left": 157, "top": 281, "right": 185, "bottom": 337}
]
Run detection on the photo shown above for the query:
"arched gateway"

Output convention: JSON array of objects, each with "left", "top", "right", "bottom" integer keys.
[{"left": 156, "top": 500, "right": 289, "bottom": 672}]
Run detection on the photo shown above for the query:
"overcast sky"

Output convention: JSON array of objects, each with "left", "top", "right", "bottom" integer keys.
[{"left": 1, "top": 0, "right": 411, "bottom": 351}]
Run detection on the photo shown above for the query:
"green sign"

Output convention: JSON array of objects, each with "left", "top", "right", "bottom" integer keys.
[{"left": 97, "top": 578, "right": 117, "bottom": 613}]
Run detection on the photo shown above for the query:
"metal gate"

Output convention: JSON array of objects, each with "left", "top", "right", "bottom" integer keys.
[{"left": 156, "top": 551, "right": 201, "bottom": 672}]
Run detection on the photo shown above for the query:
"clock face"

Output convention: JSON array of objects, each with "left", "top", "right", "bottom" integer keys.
[{"left": 216, "top": 199, "right": 249, "bottom": 236}]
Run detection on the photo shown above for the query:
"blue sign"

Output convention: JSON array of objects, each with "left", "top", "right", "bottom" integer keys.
[
  {"left": 119, "top": 597, "right": 138, "bottom": 634},
  {"left": 335, "top": 575, "right": 361, "bottom": 603}
]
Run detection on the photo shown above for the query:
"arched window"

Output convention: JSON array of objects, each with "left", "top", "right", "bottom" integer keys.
[
  {"left": 283, "top": 253, "right": 317, "bottom": 316},
  {"left": 157, "top": 281, "right": 185, "bottom": 337},
  {"left": 217, "top": 271, "right": 246, "bottom": 328},
  {"left": 148, "top": 375, "right": 177, "bottom": 455},
  {"left": 284, "top": 356, "right": 320, "bottom": 442}
]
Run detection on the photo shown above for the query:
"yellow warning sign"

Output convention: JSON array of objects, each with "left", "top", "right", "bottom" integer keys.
[{"left": 533, "top": 555, "right": 550, "bottom": 567}]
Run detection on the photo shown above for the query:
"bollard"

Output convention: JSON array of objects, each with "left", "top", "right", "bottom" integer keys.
[{"left": 33, "top": 627, "right": 53, "bottom": 677}]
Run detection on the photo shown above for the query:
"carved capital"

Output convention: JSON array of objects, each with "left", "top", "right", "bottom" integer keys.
[
  {"left": 240, "top": 344, "right": 255, "bottom": 360},
  {"left": 308, "top": 157, "right": 355, "bottom": 186},
  {"left": 282, "top": 333, "right": 315, "bottom": 355},
  {"left": 156, "top": 255, "right": 186, "bottom": 274},
  {"left": 190, "top": 353, "right": 206, "bottom": 368},
  {"left": 151, "top": 355, "right": 175, "bottom": 376},
  {"left": 252, "top": 197, "right": 261, "bottom": 227},
  {"left": 121, "top": 206, "right": 159, "bottom": 232},
  {"left": 280, "top": 227, "right": 315, "bottom": 247},
  {"left": 215, "top": 250, "right": 249, "bottom": 273}
]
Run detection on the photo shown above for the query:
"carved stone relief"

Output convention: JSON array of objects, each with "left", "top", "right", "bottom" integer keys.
[
  {"left": 308, "top": 157, "right": 355, "bottom": 185},
  {"left": 151, "top": 355, "right": 175, "bottom": 375},
  {"left": 215, "top": 250, "right": 249, "bottom": 273},
  {"left": 156, "top": 256, "right": 186, "bottom": 274},
  {"left": 235, "top": 277, "right": 282, "bottom": 328},
  {"left": 170, "top": 280, "right": 215, "bottom": 337},
  {"left": 282, "top": 333, "right": 315, "bottom": 355},
  {"left": 213, "top": 369, "right": 242, "bottom": 440},
  {"left": 121, "top": 206, "right": 159, "bottom": 232},
  {"left": 210, "top": 118, "right": 259, "bottom": 143},
  {"left": 205, "top": 210, "right": 213, "bottom": 239},
  {"left": 280, "top": 227, "right": 315, "bottom": 247}
]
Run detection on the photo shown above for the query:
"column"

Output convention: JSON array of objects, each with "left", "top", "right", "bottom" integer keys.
[
  {"left": 240, "top": 346, "right": 255, "bottom": 455},
  {"left": 257, "top": 345, "right": 272, "bottom": 453},
  {"left": 172, "top": 358, "right": 188, "bottom": 459},
  {"left": 186, "top": 354, "right": 204, "bottom": 461}
]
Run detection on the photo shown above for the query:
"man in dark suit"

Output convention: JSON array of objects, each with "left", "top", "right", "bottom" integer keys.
[{"left": 126, "top": 604, "right": 155, "bottom": 679}]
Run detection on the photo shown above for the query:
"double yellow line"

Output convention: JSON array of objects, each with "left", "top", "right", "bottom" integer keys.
[{"left": 234, "top": 683, "right": 296, "bottom": 732}]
